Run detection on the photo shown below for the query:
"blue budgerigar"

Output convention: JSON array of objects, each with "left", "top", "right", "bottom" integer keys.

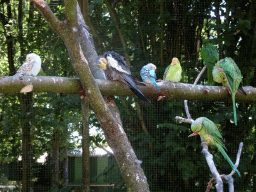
[{"left": 140, "top": 63, "right": 160, "bottom": 91}]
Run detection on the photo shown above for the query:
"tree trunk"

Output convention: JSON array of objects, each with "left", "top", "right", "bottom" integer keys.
[
  {"left": 6, "top": 0, "right": 15, "bottom": 75},
  {"left": 63, "top": 146, "right": 69, "bottom": 187},
  {"left": 81, "top": 97, "right": 90, "bottom": 192},
  {"left": 52, "top": 129, "right": 60, "bottom": 189},
  {"left": 20, "top": 92, "right": 33, "bottom": 192}
]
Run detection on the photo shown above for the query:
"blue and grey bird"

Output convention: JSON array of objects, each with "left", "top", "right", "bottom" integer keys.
[
  {"left": 140, "top": 63, "right": 160, "bottom": 90},
  {"left": 14, "top": 53, "right": 41, "bottom": 78},
  {"left": 98, "top": 51, "right": 153, "bottom": 106}
]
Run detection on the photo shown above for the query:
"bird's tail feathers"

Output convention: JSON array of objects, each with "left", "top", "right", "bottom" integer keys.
[
  {"left": 152, "top": 81, "right": 161, "bottom": 91},
  {"left": 232, "top": 93, "right": 237, "bottom": 125},
  {"left": 121, "top": 74, "right": 155, "bottom": 108},
  {"left": 216, "top": 143, "right": 240, "bottom": 177}
]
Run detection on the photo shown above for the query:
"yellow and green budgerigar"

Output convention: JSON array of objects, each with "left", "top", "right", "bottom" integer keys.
[
  {"left": 163, "top": 57, "right": 182, "bottom": 82},
  {"left": 212, "top": 57, "right": 246, "bottom": 125},
  {"left": 189, "top": 117, "right": 241, "bottom": 177}
]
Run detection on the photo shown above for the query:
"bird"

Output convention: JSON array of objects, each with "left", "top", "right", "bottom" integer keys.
[
  {"left": 188, "top": 117, "right": 241, "bottom": 177},
  {"left": 14, "top": 53, "right": 41, "bottom": 78},
  {"left": 13, "top": 53, "right": 41, "bottom": 93},
  {"left": 201, "top": 40, "right": 219, "bottom": 85},
  {"left": 212, "top": 57, "right": 246, "bottom": 125},
  {"left": 96, "top": 52, "right": 153, "bottom": 106},
  {"left": 163, "top": 57, "right": 182, "bottom": 82},
  {"left": 140, "top": 63, "right": 160, "bottom": 91}
]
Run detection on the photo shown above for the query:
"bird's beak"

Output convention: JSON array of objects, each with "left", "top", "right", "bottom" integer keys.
[
  {"left": 96, "top": 58, "right": 108, "bottom": 70},
  {"left": 188, "top": 131, "right": 199, "bottom": 137}
]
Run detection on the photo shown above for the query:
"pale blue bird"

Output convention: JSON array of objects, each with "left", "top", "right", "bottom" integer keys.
[
  {"left": 14, "top": 53, "right": 41, "bottom": 78},
  {"left": 140, "top": 63, "right": 160, "bottom": 90}
]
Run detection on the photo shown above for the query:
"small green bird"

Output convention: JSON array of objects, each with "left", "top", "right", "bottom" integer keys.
[
  {"left": 201, "top": 40, "right": 219, "bottom": 85},
  {"left": 163, "top": 57, "right": 182, "bottom": 82},
  {"left": 212, "top": 57, "right": 246, "bottom": 125},
  {"left": 188, "top": 117, "right": 241, "bottom": 176}
]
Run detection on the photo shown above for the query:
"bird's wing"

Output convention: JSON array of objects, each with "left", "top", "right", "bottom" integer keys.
[
  {"left": 141, "top": 67, "right": 156, "bottom": 79},
  {"left": 163, "top": 65, "right": 170, "bottom": 80},
  {"left": 202, "top": 119, "right": 226, "bottom": 149},
  {"left": 149, "top": 69, "right": 157, "bottom": 79},
  {"left": 16, "top": 61, "right": 34, "bottom": 74},
  {"left": 120, "top": 73, "right": 152, "bottom": 105},
  {"left": 104, "top": 51, "right": 131, "bottom": 75}
]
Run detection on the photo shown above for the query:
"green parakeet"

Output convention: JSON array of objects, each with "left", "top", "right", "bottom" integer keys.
[
  {"left": 212, "top": 57, "right": 245, "bottom": 125},
  {"left": 189, "top": 117, "right": 241, "bottom": 177},
  {"left": 163, "top": 57, "right": 182, "bottom": 82},
  {"left": 201, "top": 40, "right": 219, "bottom": 85}
]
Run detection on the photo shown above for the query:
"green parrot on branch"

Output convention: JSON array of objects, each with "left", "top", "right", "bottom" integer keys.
[
  {"left": 163, "top": 57, "right": 182, "bottom": 82},
  {"left": 189, "top": 117, "right": 241, "bottom": 177},
  {"left": 201, "top": 40, "right": 219, "bottom": 85},
  {"left": 212, "top": 57, "right": 246, "bottom": 125}
]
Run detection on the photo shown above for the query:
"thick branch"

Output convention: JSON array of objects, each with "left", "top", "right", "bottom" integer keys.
[
  {"left": 31, "top": 0, "right": 150, "bottom": 190},
  {"left": 1, "top": 76, "right": 255, "bottom": 102},
  {"left": 29, "top": 0, "right": 62, "bottom": 34}
]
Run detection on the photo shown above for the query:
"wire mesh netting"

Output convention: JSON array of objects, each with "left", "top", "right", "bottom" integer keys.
[{"left": 1, "top": 0, "right": 256, "bottom": 192}]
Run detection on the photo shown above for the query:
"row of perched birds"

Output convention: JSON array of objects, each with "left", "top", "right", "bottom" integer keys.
[
  {"left": 96, "top": 51, "right": 182, "bottom": 107},
  {"left": 13, "top": 51, "right": 244, "bottom": 176},
  {"left": 96, "top": 51, "right": 245, "bottom": 177}
]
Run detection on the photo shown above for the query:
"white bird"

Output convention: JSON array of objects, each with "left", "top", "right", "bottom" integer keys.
[
  {"left": 13, "top": 53, "right": 41, "bottom": 93},
  {"left": 14, "top": 53, "right": 41, "bottom": 78}
]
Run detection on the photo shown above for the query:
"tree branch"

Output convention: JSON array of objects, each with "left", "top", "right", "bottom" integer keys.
[
  {"left": 29, "top": 0, "right": 62, "bottom": 34},
  {"left": 30, "top": 0, "right": 150, "bottom": 190},
  {"left": 206, "top": 142, "right": 243, "bottom": 192},
  {"left": 184, "top": 65, "right": 207, "bottom": 119},
  {"left": 201, "top": 138, "right": 223, "bottom": 192},
  {"left": 1, "top": 76, "right": 255, "bottom": 102}
]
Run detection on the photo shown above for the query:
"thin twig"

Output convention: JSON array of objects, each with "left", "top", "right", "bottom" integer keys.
[
  {"left": 184, "top": 65, "right": 207, "bottom": 119},
  {"left": 206, "top": 142, "right": 243, "bottom": 192},
  {"left": 201, "top": 137, "right": 223, "bottom": 192},
  {"left": 175, "top": 116, "right": 193, "bottom": 124}
]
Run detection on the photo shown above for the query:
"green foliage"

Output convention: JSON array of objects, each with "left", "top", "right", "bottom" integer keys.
[{"left": 0, "top": 0, "right": 256, "bottom": 191}]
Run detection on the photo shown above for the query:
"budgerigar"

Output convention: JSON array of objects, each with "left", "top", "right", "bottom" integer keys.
[
  {"left": 189, "top": 117, "right": 241, "bottom": 176},
  {"left": 140, "top": 63, "right": 160, "bottom": 90},
  {"left": 96, "top": 52, "right": 153, "bottom": 106},
  {"left": 14, "top": 53, "right": 41, "bottom": 78},
  {"left": 212, "top": 57, "right": 246, "bottom": 125},
  {"left": 163, "top": 57, "right": 182, "bottom": 82}
]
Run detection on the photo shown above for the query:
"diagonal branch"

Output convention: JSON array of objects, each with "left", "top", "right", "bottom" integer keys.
[{"left": 30, "top": 0, "right": 150, "bottom": 190}]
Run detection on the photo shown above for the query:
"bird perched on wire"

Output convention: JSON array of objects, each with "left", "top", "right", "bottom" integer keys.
[
  {"left": 96, "top": 51, "right": 153, "bottom": 106},
  {"left": 140, "top": 63, "right": 160, "bottom": 91},
  {"left": 163, "top": 57, "right": 182, "bottom": 82},
  {"left": 13, "top": 53, "right": 41, "bottom": 93},
  {"left": 14, "top": 53, "right": 41, "bottom": 79}
]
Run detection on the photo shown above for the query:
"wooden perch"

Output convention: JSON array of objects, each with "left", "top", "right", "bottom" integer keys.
[{"left": 0, "top": 76, "right": 255, "bottom": 102}]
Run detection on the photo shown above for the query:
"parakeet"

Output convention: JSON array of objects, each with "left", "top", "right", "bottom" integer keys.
[
  {"left": 163, "top": 57, "right": 182, "bottom": 82},
  {"left": 97, "top": 52, "right": 153, "bottom": 106},
  {"left": 201, "top": 40, "right": 219, "bottom": 85},
  {"left": 212, "top": 57, "right": 246, "bottom": 125},
  {"left": 189, "top": 117, "right": 241, "bottom": 176},
  {"left": 14, "top": 53, "right": 41, "bottom": 78},
  {"left": 140, "top": 63, "right": 160, "bottom": 90}
]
